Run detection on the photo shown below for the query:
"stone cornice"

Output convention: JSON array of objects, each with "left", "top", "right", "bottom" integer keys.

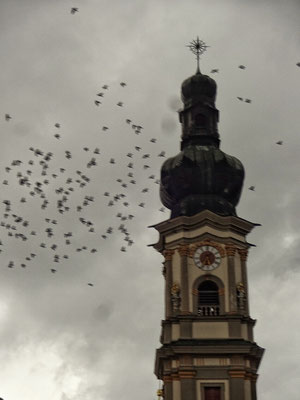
[
  {"left": 150, "top": 210, "right": 259, "bottom": 236},
  {"left": 149, "top": 210, "right": 259, "bottom": 253}
]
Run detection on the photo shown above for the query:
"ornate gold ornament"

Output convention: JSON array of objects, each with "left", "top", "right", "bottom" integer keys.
[
  {"left": 170, "top": 283, "right": 181, "bottom": 311},
  {"left": 190, "top": 240, "right": 225, "bottom": 258},
  {"left": 236, "top": 282, "right": 246, "bottom": 310},
  {"left": 171, "top": 283, "right": 180, "bottom": 295}
]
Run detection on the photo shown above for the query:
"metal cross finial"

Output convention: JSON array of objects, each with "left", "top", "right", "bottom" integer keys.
[{"left": 186, "top": 37, "right": 209, "bottom": 74}]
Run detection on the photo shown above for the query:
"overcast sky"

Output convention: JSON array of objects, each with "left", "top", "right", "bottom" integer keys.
[{"left": 0, "top": 1, "right": 299, "bottom": 399}]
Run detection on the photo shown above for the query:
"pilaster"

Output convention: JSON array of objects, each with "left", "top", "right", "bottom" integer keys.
[
  {"left": 225, "top": 244, "right": 237, "bottom": 313},
  {"left": 238, "top": 248, "right": 250, "bottom": 315},
  {"left": 163, "top": 375, "right": 173, "bottom": 400},
  {"left": 178, "top": 245, "right": 190, "bottom": 314},
  {"left": 163, "top": 249, "right": 175, "bottom": 318},
  {"left": 229, "top": 370, "right": 246, "bottom": 400}
]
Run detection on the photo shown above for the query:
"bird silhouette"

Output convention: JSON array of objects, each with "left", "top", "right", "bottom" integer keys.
[
  {"left": 5, "top": 114, "right": 12, "bottom": 121},
  {"left": 248, "top": 186, "right": 255, "bottom": 191},
  {"left": 71, "top": 7, "right": 78, "bottom": 14},
  {"left": 238, "top": 65, "right": 246, "bottom": 69},
  {"left": 120, "top": 82, "right": 127, "bottom": 87},
  {"left": 210, "top": 69, "right": 219, "bottom": 73},
  {"left": 276, "top": 141, "right": 283, "bottom": 145}
]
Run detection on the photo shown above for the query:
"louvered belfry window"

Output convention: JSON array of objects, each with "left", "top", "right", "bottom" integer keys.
[
  {"left": 198, "top": 281, "right": 219, "bottom": 304},
  {"left": 198, "top": 281, "right": 220, "bottom": 316}
]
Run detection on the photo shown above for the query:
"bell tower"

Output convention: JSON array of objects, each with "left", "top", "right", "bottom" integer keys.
[{"left": 152, "top": 39, "right": 264, "bottom": 400}]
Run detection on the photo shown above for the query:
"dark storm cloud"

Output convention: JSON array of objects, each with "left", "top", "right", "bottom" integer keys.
[{"left": 0, "top": 0, "right": 299, "bottom": 400}]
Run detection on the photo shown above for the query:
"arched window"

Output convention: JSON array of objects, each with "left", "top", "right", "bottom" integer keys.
[{"left": 198, "top": 281, "right": 220, "bottom": 316}]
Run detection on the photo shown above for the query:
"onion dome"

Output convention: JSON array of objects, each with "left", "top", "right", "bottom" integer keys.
[
  {"left": 160, "top": 144, "right": 244, "bottom": 218},
  {"left": 181, "top": 71, "right": 217, "bottom": 107}
]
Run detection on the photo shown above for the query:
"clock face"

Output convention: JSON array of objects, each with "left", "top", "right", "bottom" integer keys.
[{"left": 193, "top": 245, "right": 221, "bottom": 271}]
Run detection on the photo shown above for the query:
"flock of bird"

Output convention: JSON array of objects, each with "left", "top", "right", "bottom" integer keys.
[{"left": 2, "top": 80, "right": 170, "bottom": 287}]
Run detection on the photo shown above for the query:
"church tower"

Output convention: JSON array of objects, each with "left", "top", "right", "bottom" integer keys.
[{"left": 152, "top": 39, "right": 264, "bottom": 400}]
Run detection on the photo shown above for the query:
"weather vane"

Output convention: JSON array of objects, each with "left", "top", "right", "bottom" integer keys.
[{"left": 186, "top": 37, "right": 209, "bottom": 73}]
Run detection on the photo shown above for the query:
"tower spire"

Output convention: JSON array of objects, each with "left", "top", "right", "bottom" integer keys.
[{"left": 186, "top": 36, "right": 209, "bottom": 74}]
